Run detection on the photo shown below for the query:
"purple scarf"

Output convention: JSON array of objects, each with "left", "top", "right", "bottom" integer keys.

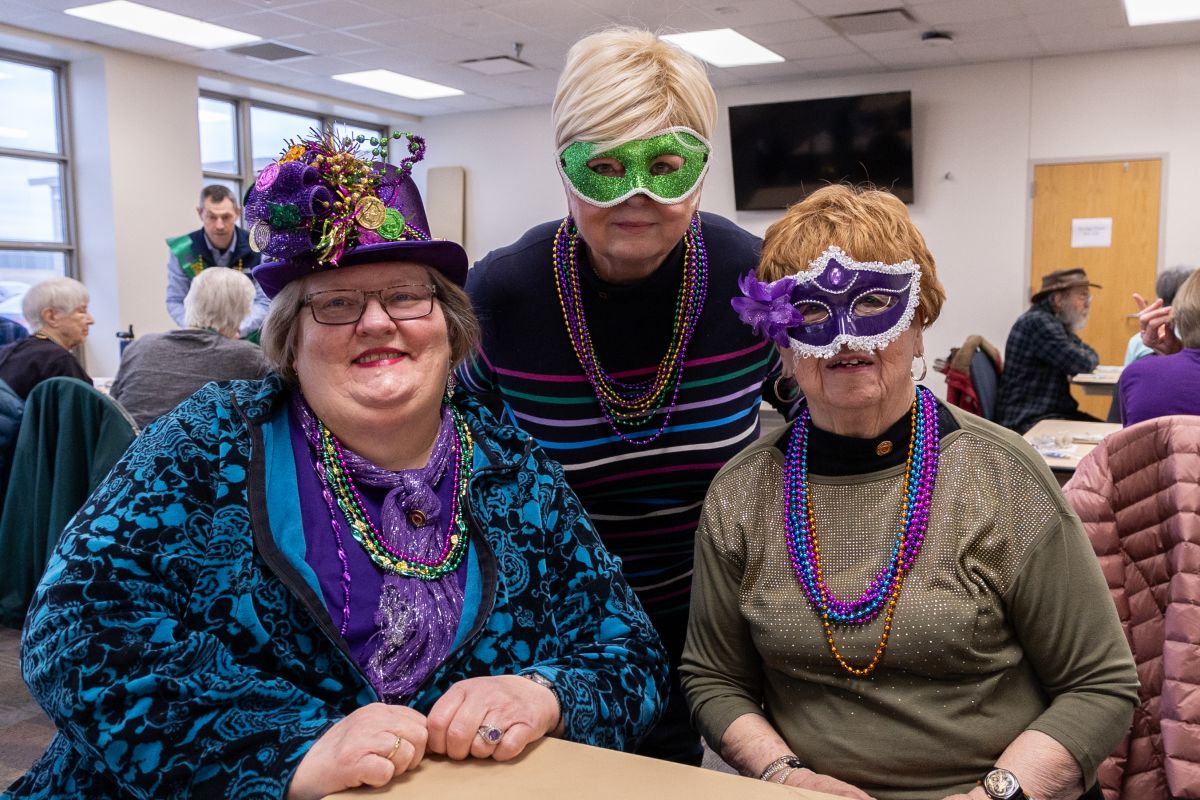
[{"left": 293, "top": 393, "right": 465, "bottom": 701}]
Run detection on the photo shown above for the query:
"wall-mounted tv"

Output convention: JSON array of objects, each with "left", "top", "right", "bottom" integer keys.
[{"left": 729, "top": 90, "right": 914, "bottom": 210}]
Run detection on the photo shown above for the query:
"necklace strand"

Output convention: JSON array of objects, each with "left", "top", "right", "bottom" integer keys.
[
  {"left": 783, "top": 386, "right": 939, "bottom": 677},
  {"left": 317, "top": 406, "right": 473, "bottom": 581},
  {"left": 551, "top": 213, "right": 708, "bottom": 445}
]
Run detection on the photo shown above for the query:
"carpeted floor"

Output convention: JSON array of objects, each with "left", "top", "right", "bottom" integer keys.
[{"left": 0, "top": 626, "right": 54, "bottom": 791}]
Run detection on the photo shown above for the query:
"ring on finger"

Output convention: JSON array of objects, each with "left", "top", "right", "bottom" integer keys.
[
  {"left": 386, "top": 735, "right": 404, "bottom": 761},
  {"left": 477, "top": 724, "right": 504, "bottom": 745}
]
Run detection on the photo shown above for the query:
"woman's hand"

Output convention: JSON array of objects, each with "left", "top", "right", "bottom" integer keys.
[
  {"left": 782, "top": 767, "right": 876, "bottom": 799},
  {"left": 426, "top": 675, "right": 561, "bottom": 762},
  {"left": 1133, "top": 293, "right": 1182, "bottom": 355},
  {"left": 286, "top": 703, "right": 428, "bottom": 800}
]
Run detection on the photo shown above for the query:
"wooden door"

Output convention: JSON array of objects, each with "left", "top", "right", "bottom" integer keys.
[{"left": 1030, "top": 159, "right": 1160, "bottom": 419}]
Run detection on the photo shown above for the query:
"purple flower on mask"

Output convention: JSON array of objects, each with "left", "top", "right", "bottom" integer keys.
[{"left": 731, "top": 270, "right": 803, "bottom": 348}]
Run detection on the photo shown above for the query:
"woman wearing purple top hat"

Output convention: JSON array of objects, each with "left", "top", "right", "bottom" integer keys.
[
  {"left": 681, "top": 186, "right": 1136, "bottom": 800},
  {"left": 8, "top": 132, "right": 666, "bottom": 800}
]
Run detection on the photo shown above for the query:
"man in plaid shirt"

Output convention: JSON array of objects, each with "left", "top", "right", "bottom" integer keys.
[{"left": 997, "top": 268, "right": 1101, "bottom": 433}]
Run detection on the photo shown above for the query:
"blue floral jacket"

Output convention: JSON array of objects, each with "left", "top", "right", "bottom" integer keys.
[{"left": 7, "top": 376, "right": 667, "bottom": 799}]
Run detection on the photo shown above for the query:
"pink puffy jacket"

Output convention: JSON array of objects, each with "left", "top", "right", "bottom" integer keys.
[{"left": 1063, "top": 415, "right": 1200, "bottom": 800}]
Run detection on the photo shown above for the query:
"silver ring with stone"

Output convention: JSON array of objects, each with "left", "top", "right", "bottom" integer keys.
[{"left": 477, "top": 723, "right": 504, "bottom": 745}]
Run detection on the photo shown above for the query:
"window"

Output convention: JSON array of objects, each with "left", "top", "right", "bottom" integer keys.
[
  {"left": 0, "top": 53, "right": 73, "bottom": 328},
  {"left": 200, "top": 93, "right": 386, "bottom": 204}
]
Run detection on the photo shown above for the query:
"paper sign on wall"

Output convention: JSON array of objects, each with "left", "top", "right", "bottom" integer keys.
[{"left": 1071, "top": 217, "right": 1112, "bottom": 248}]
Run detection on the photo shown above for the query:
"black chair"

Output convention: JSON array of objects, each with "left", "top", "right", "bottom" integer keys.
[
  {"left": 969, "top": 347, "right": 1001, "bottom": 422},
  {"left": 940, "top": 335, "right": 1003, "bottom": 421}
]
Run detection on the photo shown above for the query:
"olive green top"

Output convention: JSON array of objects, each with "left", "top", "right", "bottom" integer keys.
[{"left": 681, "top": 408, "right": 1137, "bottom": 800}]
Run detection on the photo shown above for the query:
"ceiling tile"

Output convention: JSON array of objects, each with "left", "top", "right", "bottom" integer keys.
[
  {"left": 208, "top": 10, "right": 324, "bottom": 38},
  {"left": 795, "top": 0, "right": 902, "bottom": 16},
  {"left": 275, "top": 29, "right": 378, "bottom": 55},
  {"left": 487, "top": 0, "right": 610, "bottom": 30},
  {"left": 695, "top": 0, "right": 816, "bottom": 27},
  {"left": 274, "top": 0, "right": 383, "bottom": 28},
  {"left": 910, "top": 0, "right": 1023, "bottom": 25},
  {"left": 735, "top": 16, "right": 837, "bottom": 44},
  {"left": 872, "top": 46, "right": 966, "bottom": 68},
  {"left": 768, "top": 36, "right": 864, "bottom": 60}
]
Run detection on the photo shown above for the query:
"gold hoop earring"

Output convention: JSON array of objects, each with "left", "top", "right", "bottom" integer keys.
[
  {"left": 911, "top": 355, "right": 928, "bottom": 382},
  {"left": 773, "top": 374, "right": 801, "bottom": 403}
]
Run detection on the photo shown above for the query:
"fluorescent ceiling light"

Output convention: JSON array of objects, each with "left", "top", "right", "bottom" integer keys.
[
  {"left": 1123, "top": 0, "right": 1200, "bottom": 25},
  {"left": 333, "top": 70, "right": 464, "bottom": 100},
  {"left": 64, "top": 1, "right": 260, "bottom": 49},
  {"left": 660, "top": 28, "right": 783, "bottom": 68}
]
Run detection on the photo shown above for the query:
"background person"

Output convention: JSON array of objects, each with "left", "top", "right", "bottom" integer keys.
[
  {"left": 111, "top": 267, "right": 271, "bottom": 429},
  {"left": 682, "top": 186, "right": 1137, "bottom": 800},
  {"left": 1119, "top": 269, "right": 1200, "bottom": 426},
  {"left": 0, "top": 277, "right": 92, "bottom": 400},
  {"left": 1124, "top": 266, "right": 1195, "bottom": 365},
  {"left": 996, "top": 268, "right": 1102, "bottom": 433},
  {"left": 165, "top": 184, "right": 269, "bottom": 338},
  {"left": 9, "top": 133, "right": 666, "bottom": 800},
  {"left": 457, "top": 27, "right": 793, "bottom": 766}
]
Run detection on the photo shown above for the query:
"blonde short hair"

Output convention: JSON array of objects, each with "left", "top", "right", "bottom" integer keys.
[
  {"left": 759, "top": 185, "right": 946, "bottom": 327},
  {"left": 23, "top": 277, "right": 89, "bottom": 334},
  {"left": 260, "top": 267, "right": 480, "bottom": 385},
  {"left": 1173, "top": 269, "right": 1200, "bottom": 349},
  {"left": 184, "top": 268, "right": 255, "bottom": 336},
  {"left": 552, "top": 27, "right": 717, "bottom": 151}
]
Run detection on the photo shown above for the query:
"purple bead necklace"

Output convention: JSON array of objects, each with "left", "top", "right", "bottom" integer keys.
[
  {"left": 783, "top": 385, "right": 939, "bottom": 677},
  {"left": 551, "top": 213, "right": 708, "bottom": 445}
]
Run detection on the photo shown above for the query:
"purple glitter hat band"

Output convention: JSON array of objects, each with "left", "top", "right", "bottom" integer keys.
[{"left": 246, "top": 131, "right": 468, "bottom": 298}]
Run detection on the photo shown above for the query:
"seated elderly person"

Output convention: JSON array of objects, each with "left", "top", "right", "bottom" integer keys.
[
  {"left": 0, "top": 277, "right": 93, "bottom": 400},
  {"left": 8, "top": 133, "right": 666, "bottom": 800},
  {"left": 682, "top": 186, "right": 1136, "bottom": 800},
  {"left": 1124, "top": 266, "right": 1194, "bottom": 365},
  {"left": 1120, "top": 269, "right": 1200, "bottom": 426},
  {"left": 996, "top": 268, "right": 1102, "bottom": 433},
  {"left": 110, "top": 267, "right": 270, "bottom": 428}
]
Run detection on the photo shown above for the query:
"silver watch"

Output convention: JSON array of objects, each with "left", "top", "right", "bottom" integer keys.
[{"left": 981, "top": 768, "right": 1029, "bottom": 800}]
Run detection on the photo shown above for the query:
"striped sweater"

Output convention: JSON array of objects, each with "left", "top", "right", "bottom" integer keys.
[{"left": 458, "top": 213, "right": 788, "bottom": 646}]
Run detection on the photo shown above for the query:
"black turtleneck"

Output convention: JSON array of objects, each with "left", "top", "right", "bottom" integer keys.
[{"left": 775, "top": 398, "right": 958, "bottom": 476}]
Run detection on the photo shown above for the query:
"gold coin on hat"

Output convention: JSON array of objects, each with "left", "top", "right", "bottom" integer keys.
[{"left": 356, "top": 195, "right": 387, "bottom": 230}]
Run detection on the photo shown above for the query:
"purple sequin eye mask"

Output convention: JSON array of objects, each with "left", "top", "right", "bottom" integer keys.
[{"left": 732, "top": 245, "right": 921, "bottom": 359}]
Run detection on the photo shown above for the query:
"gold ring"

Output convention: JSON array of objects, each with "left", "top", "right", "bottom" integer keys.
[{"left": 385, "top": 735, "right": 404, "bottom": 761}]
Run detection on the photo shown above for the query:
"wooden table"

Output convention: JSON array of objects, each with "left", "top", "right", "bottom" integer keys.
[
  {"left": 1071, "top": 365, "right": 1122, "bottom": 396},
  {"left": 328, "top": 737, "right": 841, "bottom": 800},
  {"left": 1025, "top": 418, "right": 1122, "bottom": 477}
]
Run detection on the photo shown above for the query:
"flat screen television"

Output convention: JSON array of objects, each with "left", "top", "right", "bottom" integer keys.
[{"left": 728, "top": 91, "right": 914, "bottom": 209}]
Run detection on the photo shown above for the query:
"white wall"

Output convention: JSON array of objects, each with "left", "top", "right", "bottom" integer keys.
[
  {"left": 72, "top": 51, "right": 201, "bottom": 376},
  {"left": 416, "top": 44, "right": 1200, "bottom": 398}
]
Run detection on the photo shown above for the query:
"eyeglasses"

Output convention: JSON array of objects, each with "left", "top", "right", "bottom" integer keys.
[{"left": 303, "top": 284, "right": 437, "bottom": 325}]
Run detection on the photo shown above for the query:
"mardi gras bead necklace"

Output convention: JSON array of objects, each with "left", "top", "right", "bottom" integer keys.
[
  {"left": 783, "top": 385, "right": 939, "bottom": 677},
  {"left": 551, "top": 213, "right": 708, "bottom": 445},
  {"left": 316, "top": 405, "right": 473, "bottom": 585}
]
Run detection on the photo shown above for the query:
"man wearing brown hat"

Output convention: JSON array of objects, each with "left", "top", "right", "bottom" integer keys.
[{"left": 996, "top": 268, "right": 1102, "bottom": 433}]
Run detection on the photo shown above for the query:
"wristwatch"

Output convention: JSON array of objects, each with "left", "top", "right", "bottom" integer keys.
[{"left": 981, "top": 768, "right": 1031, "bottom": 800}]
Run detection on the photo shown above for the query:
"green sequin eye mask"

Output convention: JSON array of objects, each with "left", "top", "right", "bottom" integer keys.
[{"left": 557, "top": 127, "right": 711, "bottom": 208}]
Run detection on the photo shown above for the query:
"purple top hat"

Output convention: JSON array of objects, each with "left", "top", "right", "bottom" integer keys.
[{"left": 247, "top": 131, "right": 467, "bottom": 299}]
